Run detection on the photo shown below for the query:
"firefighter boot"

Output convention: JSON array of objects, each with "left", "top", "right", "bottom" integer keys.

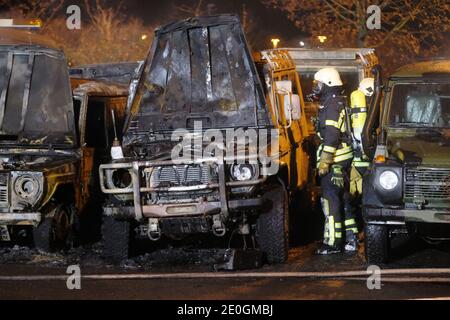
[
  {"left": 344, "top": 234, "right": 359, "bottom": 253},
  {"left": 316, "top": 243, "right": 343, "bottom": 255}
]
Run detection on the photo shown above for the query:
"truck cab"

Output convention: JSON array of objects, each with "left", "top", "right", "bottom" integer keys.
[
  {"left": 99, "top": 15, "right": 314, "bottom": 264},
  {"left": 362, "top": 60, "right": 450, "bottom": 263}
]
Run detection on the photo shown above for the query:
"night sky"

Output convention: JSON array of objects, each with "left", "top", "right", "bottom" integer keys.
[{"left": 108, "top": 0, "right": 305, "bottom": 49}]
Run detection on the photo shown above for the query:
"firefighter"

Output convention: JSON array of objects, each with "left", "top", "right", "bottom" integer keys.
[
  {"left": 311, "top": 67, "right": 356, "bottom": 255},
  {"left": 350, "top": 77, "right": 374, "bottom": 190}
]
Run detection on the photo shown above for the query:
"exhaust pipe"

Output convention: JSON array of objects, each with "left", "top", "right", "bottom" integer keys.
[{"left": 362, "top": 65, "right": 383, "bottom": 159}]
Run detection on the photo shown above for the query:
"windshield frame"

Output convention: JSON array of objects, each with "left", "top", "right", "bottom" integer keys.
[
  {"left": 383, "top": 79, "right": 450, "bottom": 130},
  {"left": 123, "top": 15, "right": 271, "bottom": 145},
  {"left": 0, "top": 45, "right": 77, "bottom": 149}
]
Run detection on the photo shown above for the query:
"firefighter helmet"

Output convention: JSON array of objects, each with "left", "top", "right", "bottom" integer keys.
[
  {"left": 359, "top": 78, "right": 374, "bottom": 97},
  {"left": 314, "top": 67, "right": 343, "bottom": 87}
]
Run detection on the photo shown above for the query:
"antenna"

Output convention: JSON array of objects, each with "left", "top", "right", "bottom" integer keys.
[{"left": 110, "top": 109, "right": 124, "bottom": 160}]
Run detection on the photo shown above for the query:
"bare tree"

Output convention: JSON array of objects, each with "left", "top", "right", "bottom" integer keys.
[
  {"left": 263, "top": 0, "right": 450, "bottom": 72},
  {"left": 171, "top": 0, "right": 217, "bottom": 20},
  {"left": 3, "top": 0, "right": 64, "bottom": 30}
]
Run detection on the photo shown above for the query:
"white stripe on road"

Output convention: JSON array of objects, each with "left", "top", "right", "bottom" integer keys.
[{"left": 1, "top": 268, "right": 450, "bottom": 281}]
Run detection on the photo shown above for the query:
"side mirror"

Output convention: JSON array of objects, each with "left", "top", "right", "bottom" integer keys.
[{"left": 282, "top": 94, "right": 301, "bottom": 126}]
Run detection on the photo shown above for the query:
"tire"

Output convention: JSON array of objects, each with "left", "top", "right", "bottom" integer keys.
[
  {"left": 256, "top": 183, "right": 289, "bottom": 264},
  {"left": 33, "top": 217, "right": 53, "bottom": 252},
  {"left": 101, "top": 215, "right": 131, "bottom": 262},
  {"left": 33, "top": 204, "right": 76, "bottom": 252},
  {"left": 365, "top": 224, "right": 390, "bottom": 264}
]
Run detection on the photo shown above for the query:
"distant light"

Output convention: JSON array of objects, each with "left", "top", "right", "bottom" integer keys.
[
  {"left": 299, "top": 41, "right": 305, "bottom": 47},
  {"left": 271, "top": 38, "right": 280, "bottom": 49},
  {"left": 0, "top": 18, "right": 41, "bottom": 29},
  {"left": 141, "top": 34, "right": 148, "bottom": 41},
  {"left": 318, "top": 35, "right": 327, "bottom": 43}
]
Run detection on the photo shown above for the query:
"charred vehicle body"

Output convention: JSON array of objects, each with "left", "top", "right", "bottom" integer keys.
[
  {"left": 100, "top": 15, "right": 313, "bottom": 263},
  {"left": 362, "top": 60, "right": 450, "bottom": 263},
  {"left": 0, "top": 30, "right": 78, "bottom": 249},
  {"left": 0, "top": 29, "right": 128, "bottom": 250}
]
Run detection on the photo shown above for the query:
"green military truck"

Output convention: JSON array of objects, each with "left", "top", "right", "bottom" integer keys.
[{"left": 362, "top": 60, "right": 450, "bottom": 263}]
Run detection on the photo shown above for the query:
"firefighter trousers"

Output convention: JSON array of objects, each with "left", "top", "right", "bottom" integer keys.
[{"left": 320, "top": 159, "right": 358, "bottom": 246}]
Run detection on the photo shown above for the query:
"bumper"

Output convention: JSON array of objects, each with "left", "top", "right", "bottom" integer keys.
[
  {"left": 100, "top": 159, "right": 266, "bottom": 221},
  {"left": 0, "top": 213, "right": 41, "bottom": 226},
  {"left": 364, "top": 207, "right": 450, "bottom": 224},
  {"left": 104, "top": 197, "right": 266, "bottom": 219}
]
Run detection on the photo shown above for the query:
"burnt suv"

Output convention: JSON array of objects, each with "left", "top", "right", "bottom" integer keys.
[
  {"left": 99, "top": 15, "right": 314, "bottom": 263},
  {"left": 0, "top": 30, "right": 79, "bottom": 249},
  {"left": 0, "top": 30, "right": 129, "bottom": 250},
  {"left": 362, "top": 60, "right": 450, "bottom": 263}
]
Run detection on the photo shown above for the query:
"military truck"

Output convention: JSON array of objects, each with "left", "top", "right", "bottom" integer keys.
[
  {"left": 362, "top": 60, "right": 450, "bottom": 263},
  {"left": 0, "top": 29, "right": 128, "bottom": 250},
  {"left": 99, "top": 15, "right": 314, "bottom": 263}
]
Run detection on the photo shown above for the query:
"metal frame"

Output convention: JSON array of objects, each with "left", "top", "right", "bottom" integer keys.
[{"left": 100, "top": 158, "right": 267, "bottom": 221}]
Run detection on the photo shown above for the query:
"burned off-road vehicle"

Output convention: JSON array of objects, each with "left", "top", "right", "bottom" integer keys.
[
  {"left": 362, "top": 60, "right": 450, "bottom": 263},
  {"left": 99, "top": 15, "right": 314, "bottom": 263},
  {"left": 0, "top": 30, "right": 129, "bottom": 250},
  {"left": 0, "top": 30, "right": 79, "bottom": 249}
]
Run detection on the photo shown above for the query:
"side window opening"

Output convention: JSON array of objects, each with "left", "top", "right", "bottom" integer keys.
[
  {"left": 72, "top": 98, "right": 82, "bottom": 144},
  {"left": 85, "top": 99, "right": 108, "bottom": 148}
]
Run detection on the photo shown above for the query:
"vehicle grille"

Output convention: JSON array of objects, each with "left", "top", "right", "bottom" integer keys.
[
  {"left": 146, "top": 164, "right": 218, "bottom": 189},
  {"left": 0, "top": 173, "right": 9, "bottom": 207},
  {"left": 405, "top": 167, "right": 450, "bottom": 201}
]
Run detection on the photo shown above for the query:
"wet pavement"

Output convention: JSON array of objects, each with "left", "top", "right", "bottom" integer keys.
[{"left": 1, "top": 233, "right": 450, "bottom": 300}]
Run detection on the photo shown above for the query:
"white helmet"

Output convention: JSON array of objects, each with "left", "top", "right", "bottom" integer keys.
[
  {"left": 314, "top": 67, "right": 343, "bottom": 87},
  {"left": 359, "top": 78, "right": 374, "bottom": 97}
]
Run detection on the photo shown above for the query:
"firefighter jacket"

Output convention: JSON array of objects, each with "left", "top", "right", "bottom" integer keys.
[{"left": 316, "top": 87, "right": 353, "bottom": 165}]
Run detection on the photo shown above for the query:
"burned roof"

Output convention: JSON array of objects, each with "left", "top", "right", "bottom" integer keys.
[
  {"left": 72, "top": 80, "right": 129, "bottom": 97},
  {"left": 70, "top": 61, "right": 143, "bottom": 85},
  {"left": 391, "top": 59, "right": 450, "bottom": 78}
]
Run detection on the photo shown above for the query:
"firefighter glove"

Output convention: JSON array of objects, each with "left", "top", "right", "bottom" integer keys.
[{"left": 318, "top": 151, "right": 334, "bottom": 177}]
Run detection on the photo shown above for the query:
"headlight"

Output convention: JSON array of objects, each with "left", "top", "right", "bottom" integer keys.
[
  {"left": 12, "top": 172, "right": 44, "bottom": 206},
  {"left": 14, "top": 175, "right": 40, "bottom": 199},
  {"left": 110, "top": 168, "right": 132, "bottom": 189},
  {"left": 230, "top": 164, "right": 256, "bottom": 181},
  {"left": 379, "top": 170, "right": 399, "bottom": 190}
]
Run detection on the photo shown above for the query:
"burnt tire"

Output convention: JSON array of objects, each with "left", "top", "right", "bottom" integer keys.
[
  {"left": 365, "top": 224, "right": 390, "bottom": 264},
  {"left": 256, "top": 184, "right": 289, "bottom": 264},
  {"left": 33, "top": 217, "right": 53, "bottom": 252},
  {"left": 101, "top": 215, "right": 131, "bottom": 262},
  {"left": 33, "top": 204, "right": 76, "bottom": 252}
]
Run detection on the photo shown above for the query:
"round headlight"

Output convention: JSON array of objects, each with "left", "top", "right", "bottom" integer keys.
[
  {"left": 231, "top": 164, "right": 255, "bottom": 181},
  {"left": 379, "top": 170, "right": 399, "bottom": 190},
  {"left": 111, "top": 169, "right": 132, "bottom": 189},
  {"left": 14, "top": 175, "right": 40, "bottom": 200}
]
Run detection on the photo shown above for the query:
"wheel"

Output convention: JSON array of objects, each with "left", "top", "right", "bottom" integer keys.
[
  {"left": 33, "top": 204, "right": 77, "bottom": 252},
  {"left": 101, "top": 215, "right": 131, "bottom": 262},
  {"left": 256, "top": 183, "right": 289, "bottom": 264},
  {"left": 365, "top": 223, "right": 390, "bottom": 264}
]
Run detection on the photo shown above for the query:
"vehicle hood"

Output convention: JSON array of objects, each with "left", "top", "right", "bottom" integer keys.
[
  {"left": 387, "top": 128, "right": 450, "bottom": 166},
  {"left": 0, "top": 151, "right": 79, "bottom": 171}
]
